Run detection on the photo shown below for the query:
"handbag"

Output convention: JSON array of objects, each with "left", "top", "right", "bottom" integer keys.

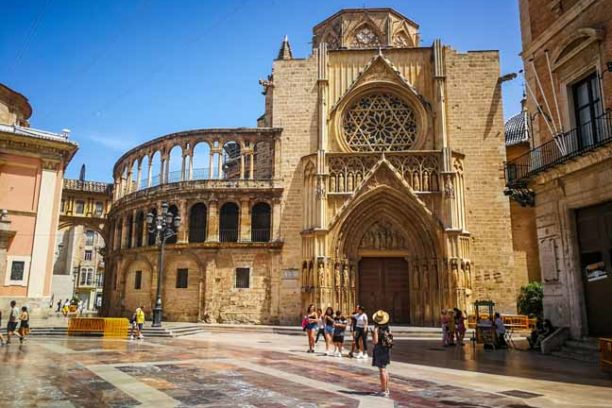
[{"left": 301, "top": 317, "right": 308, "bottom": 331}]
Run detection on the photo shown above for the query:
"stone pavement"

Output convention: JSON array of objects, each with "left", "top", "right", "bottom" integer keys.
[{"left": 0, "top": 331, "right": 610, "bottom": 407}]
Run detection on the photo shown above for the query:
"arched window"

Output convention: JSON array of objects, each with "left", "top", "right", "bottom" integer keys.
[
  {"left": 220, "top": 202, "right": 239, "bottom": 242},
  {"left": 166, "top": 204, "right": 179, "bottom": 244},
  {"left": 147, "top": 207, "right": 157, "bottom": 246},
  {"left": 189, "top": 203, "right": 207, "bottom": 243},
  {"left": 126, "top": 214, "right": 133, "bottom": 249},
  {"left": 251, "top": 202, "right": 271, "bottom": 242},
  {"left": 222, "top": 141, "right": 240, "bottom": 179},
  {"left": 135, "top": 211, "right": 144, "bottom": 247}
]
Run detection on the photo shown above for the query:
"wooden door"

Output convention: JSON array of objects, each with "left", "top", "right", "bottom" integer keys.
[
  {"left": 576, "top": 202, "right": 612, "bottom": 336},
  {"left": 358, "top": 257, "right": 410, "bottom": 324}
]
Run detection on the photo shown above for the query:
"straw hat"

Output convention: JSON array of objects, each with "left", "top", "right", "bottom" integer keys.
[{"left": 372, "top": 310, "right": 390, "bottom": 325}]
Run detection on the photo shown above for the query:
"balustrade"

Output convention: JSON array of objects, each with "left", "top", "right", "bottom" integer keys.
[{"left": 113, "top": 128, "right": 281, "bottom": 201}]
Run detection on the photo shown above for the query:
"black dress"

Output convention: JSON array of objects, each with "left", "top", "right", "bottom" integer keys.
[{"left": 372, "top": 326, "right": 391, "bottom": 368}]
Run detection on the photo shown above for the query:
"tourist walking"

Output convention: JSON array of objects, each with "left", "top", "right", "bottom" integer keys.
[
  {"left": 304, "top": 304, "right": 318, "bottom": 353},
  {"left": 56, "top": 300, "right": 62, "bottom": 313},
  {"left": 454, "top": 308, "right": 466, "bottom": 346},
  {"left": 332, "top": 310, "right": 347, "bottom": 357},
  {"left": 353, "top": 305, "right": 368, "bottom": 359},
  {"left": 323, "top": 307, "right": 335, "bottom": 355},
  {"left": 135, "top": 305, "right": 145, "bottom": 340},
  {"left": 6, "top": 300, "right": 21, "bottom": 344},
  {"left": 348, "top": 304, "right": 359, "bottom": 358},
  {"left": 372, "top": 310, "right": 393, "bottom": 397},
  {"left": 18, "top": 306, "right": 29, "bottom": 343},
  {"left": 441, "top": 309, "right": 449, "bottom": 346},
  {"left": 314, "top": 308, "right": 325, "bottom": 344},
  {"left": 0, "top": 310, "right": 5, "bottom": 346},
  {"left": 447, "top": 309, "right": 456, "bottom": 346}
]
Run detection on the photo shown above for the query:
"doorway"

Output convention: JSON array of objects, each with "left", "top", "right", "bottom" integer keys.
[
  {"left": 358, "top": 257, "right": 409, "bottom": 324},
  {"left": 576, "top": 201, "right": 612, "bottom": 336}
]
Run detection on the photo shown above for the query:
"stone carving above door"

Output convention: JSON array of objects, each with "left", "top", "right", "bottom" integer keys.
[{"left": 359, "top": 220, "right": 406, "bottom": 250}]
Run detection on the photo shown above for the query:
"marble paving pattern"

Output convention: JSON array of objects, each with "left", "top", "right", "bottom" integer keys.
[{"left": 0, "top": 335, "right": 610, "bottom": 407}]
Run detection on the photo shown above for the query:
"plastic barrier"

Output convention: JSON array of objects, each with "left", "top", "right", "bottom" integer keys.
[
  {"left": 68, "top": 318, "right": 129, "bottom": 337},
  {"left": 467, "top": 314, "right": 532, "bottom": 330}
]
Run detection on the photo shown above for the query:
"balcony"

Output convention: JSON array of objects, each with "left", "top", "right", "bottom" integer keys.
[{"left": 505, "top": 110, "right": 612, "bottom": 187}]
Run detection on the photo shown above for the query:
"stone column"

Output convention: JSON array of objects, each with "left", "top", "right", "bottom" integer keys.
[
  {"left": 239, "top": 197, "right": 251, "bottom": 242},
  {"left": 272, "top": 137, "right": 281, "bottom": 179},
  {"left": 163, "top": 155, "right": 170, "bottom": 184},
  {"left": 147, "top": 157, "right": 153, "bottom": 188},
  {"left": 207, "top": 199, "right": 219, "bottom": 242},
  {"left": 180, "top": 154, "right": 186, "bottom": 182},
  {"left": 208, "top": 151, "right": 214, "bottom": 179},
  {"left": 136, "top": 162, "right": 142, "bottom": 191},
  {"left": 126, "top": 168, "right": 133, "bottom": 194},
  {"left": 216, "top": 150, "right": 223, "bottom": 179},
  {"left": 249, "top": 152, "right": 254, "bottom": 180},
  {"left": 240, "top": 153, "right": 245, "bottom": 179},
  {"left": 188, "top": 153, "right": 194, "bottom": 180},
  {"left": 177, "top": 200, "right": 188, "bottom": 243},
  {"left": 272, "top": 198, "right": 281, "bottom": 241}
]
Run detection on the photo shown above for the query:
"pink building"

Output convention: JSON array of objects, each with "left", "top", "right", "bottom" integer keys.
[{"left": 0, "top": 83, "right": 77, "bottom": 316}]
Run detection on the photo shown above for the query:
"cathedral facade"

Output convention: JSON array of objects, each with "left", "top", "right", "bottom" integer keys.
[{"left": 103, "top": 8, "right": 528, "bottom": 325}]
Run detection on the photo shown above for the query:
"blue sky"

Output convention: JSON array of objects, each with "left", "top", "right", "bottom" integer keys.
[{"left": 0, "top": 0, "right": 524, "bottom": 181}]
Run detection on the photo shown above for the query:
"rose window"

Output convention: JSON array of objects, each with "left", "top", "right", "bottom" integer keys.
[
  {"left": 342, "top": 93, "right": 418, "bottom": 151},
  {"left": 353, "top": 26, "right": 380, "bottom": 48}
]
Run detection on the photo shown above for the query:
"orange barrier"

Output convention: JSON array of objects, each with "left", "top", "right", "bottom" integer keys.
[
  {"left": 68, "top": 318, "right": 129, "bottom": 337},
  {"left": 601, "top": 338, "right": 612, "bottom": 372},
  {"left": 467, "top": 314, "right": 533, "bottom": 330}
]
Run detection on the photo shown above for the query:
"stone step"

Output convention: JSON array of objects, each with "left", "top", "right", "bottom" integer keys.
[
  {"left": 29, "top": 324, "right": 206, "bottom": 338},
  {"left": 552, "top": 348, "right": 600, "bottom": 364},
  {"left": 564, "top": 339, "right": 600, "bottom": 353}
]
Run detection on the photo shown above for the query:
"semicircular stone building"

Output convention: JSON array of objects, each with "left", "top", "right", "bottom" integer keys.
[{"left": 103, "top": 8, "right": 529, "bottom": 325}]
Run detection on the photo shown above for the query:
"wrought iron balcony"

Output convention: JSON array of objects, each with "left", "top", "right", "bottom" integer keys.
[{"left": 505, "top": 110, "right": 612, "bottom": 187}]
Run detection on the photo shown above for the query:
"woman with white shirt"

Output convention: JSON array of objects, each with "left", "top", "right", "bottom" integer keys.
[{"left": 353, "top": 306, "right": 368, "bottom": 359}]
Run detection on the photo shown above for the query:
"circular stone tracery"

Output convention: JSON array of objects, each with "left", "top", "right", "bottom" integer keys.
[{"left": 342, "top": 93, "right": 418, "bottom": 152}]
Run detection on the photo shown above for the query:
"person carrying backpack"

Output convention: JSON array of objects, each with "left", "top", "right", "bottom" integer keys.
[{"left": 371, "top": 310, "right": 393, "bottom": 398}]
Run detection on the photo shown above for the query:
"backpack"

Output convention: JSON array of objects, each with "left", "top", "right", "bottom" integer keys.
[{"left": 380, "top": 328, "right": 394, "bottom": 349}]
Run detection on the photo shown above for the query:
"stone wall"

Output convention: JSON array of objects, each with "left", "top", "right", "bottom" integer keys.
[
  {"left": 271, "top": 56, "right": 319, "bottom": 322},
  {"left": 445, "top": 49, "right": 529, "bottom": 313}
]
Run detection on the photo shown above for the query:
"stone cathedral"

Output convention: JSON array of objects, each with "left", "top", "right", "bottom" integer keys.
[{"left": 103, "top": 8, "right": 528, "bottom": 325}]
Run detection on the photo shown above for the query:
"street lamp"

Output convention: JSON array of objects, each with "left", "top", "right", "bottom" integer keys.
[{"left": 146, "top": 202, "right": 181, "bottom": 327}]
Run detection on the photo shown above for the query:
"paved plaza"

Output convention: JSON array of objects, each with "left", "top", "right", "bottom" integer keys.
[{"left": 0, "top": 331, "right": 611, "bottom": 407}]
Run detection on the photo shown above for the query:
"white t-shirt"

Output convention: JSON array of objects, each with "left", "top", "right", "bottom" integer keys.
[
  {"left": 354, "top": 312, "right": 368, "bottom": 328},
  {"left": 9, "top": 307, "right": 19, "bottom": 322}
]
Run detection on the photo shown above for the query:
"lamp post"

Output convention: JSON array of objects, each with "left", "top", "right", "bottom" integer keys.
[{"left": 146, "top": 202, "right": 181, "bottom": 327}]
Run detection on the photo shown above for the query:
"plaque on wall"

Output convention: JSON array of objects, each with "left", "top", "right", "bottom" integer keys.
[
  {"left": 540, "top": 238, "right": 559, "bottom": 282},
  {"left": 282, "top": 268, "right": 299, "bottom": 280}
]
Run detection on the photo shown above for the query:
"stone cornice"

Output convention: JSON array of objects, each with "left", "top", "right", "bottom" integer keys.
[
  {"left": 522, "top": 0, "right": 598, "bottom": 58},
  {"left": 0, "top": 131, "right": 78, "bottom": 168}
]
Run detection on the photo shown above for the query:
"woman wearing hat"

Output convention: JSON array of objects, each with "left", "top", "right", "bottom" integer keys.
[{"left": 372, "top": 310, "right": 392, "bottom": 397}]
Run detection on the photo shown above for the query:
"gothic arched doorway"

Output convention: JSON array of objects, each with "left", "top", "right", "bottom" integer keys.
[{"left": 331, "top": 169, "right": 447, "bottom": 327}]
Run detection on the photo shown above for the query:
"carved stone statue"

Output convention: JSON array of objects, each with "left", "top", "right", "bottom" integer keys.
[
  {"left": 359, "top": 221, "right": 406, "bottom": 250},
  {"left": 334, "top": 263, "right": 341, "bottom": 288},
  {"left": 318, "top": 261, "right": 325, "bottom": 287}
]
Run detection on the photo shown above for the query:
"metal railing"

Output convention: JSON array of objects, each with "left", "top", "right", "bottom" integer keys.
[
  {"left": 219, "top": 228, "right": 238, "bottom": 242},
  {"left": 251, "top": 228, "right": 271, "bottom": 242},
  {"left": 505, "top": 110, "right": 612, "bottom": 186}
]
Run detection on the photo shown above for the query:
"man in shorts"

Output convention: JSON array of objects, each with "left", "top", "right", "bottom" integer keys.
[
  {"left": 7, "top": 300, "right": 21, "bottom": 344},
  {"left": 135, "top": 305, "right": 145, "bottom": 340}
]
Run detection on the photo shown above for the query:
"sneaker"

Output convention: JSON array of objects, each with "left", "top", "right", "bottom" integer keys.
[
  {"left": 348, "top": 352, "right": 354, "bottom": 358},
  {"left": 383, "top": 390, "right": 390, "bottom": 398},
  {"left": 129, "top": 336, "right": 134, "bottom": 341},
  {"left": 336, "top": 352, "right": 342, "bottom": 358}
]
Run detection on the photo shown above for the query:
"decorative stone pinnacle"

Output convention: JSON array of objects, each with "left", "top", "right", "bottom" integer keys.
[{"left": 277, "top": 35, "right": 293, "bottom": 60}]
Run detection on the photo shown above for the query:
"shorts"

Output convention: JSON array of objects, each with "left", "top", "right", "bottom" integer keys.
[
  {"left": 324, "top": 325, "right": 334, "bottom": 335},
  {"left": 7, "top": 322, "right": 18, "bottom": 332},
  {"left": 137, "top": 323, "right": 144, "bottom": 330},
  {"left": 332, "top": 335, "right": 344, "bottom": 343},
  {"left": 306, "top": 322, "right": 318, "bottom": 331}
]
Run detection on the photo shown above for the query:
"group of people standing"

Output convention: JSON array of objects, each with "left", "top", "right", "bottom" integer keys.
[
  {"left": 440, "top": 308, "right": 467, "bottom": 347},
  {"left": 303, "top": 304, "right": 393, "bottom": 397},
  {"left": 0, "top": 300, "right": 29, "bottom": 346}
]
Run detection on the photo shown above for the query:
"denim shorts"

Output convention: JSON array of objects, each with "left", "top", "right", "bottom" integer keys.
[{"left": 324, "top": 325, "right": 334, "bottom": 335}]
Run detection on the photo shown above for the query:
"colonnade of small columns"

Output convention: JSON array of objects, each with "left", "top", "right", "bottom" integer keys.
[
  {"left": 109, "top": 196, "right": 282, "bottom": 251},
  {"left": 113, "top": 131, "right": 281, "bottom": 201}
]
